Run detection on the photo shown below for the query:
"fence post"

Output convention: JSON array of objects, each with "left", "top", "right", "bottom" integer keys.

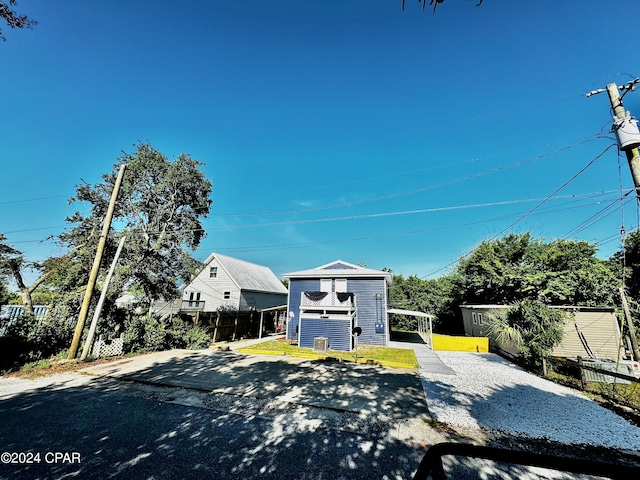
[
  {"left": 542, "top": 356, "right": 548, "bottom": 377},
  {"left": 577, "top": 356, "right": 587, "bottom": 390},
  {"left": 232, "top": 313, "right": 239, "bottom": 341},
  {"left": 213, "top": 312, "right": 220, "bottom": 343}
]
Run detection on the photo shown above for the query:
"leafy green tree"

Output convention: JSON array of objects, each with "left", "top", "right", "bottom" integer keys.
[
  {"left": 388, "top": 273, "right": 463, "bottom": 333},
  {"left": 59, "top": 142, "right": 213, "bottom": 313},
  {"left": 609, "top": 231, "right": 640, "bottom": 344},
  {"left": 457, "top": 233, "right": 618, "bottom": 307}
]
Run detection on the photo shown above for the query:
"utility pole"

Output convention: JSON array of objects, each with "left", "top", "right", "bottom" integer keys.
[
  {"left": 80, "top": 236, "right": 126, "bottom": 361},
  {"left": 619, "top": 288, "right": 640, "bottom": 361},
  {"left": 68, "top": 164, "right": 126, "bottom": 360},
  {"left": 606, "top": 81, "right": 640, "bottom": 194}
]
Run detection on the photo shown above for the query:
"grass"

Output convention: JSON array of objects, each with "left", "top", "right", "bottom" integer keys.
[
  {"left": 240, "top": 339, "right": 419, "bottom": 368},
  {"left": 3, "top": 352, "right": 132, "bottom": 379}
]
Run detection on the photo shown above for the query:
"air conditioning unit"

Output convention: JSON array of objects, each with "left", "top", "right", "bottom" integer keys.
[
  {"left": 313, "top": 337, "right": 329, "bottom": 352},
  {"left": 583, "top": 360, "right": 640, "bottom": 384}
]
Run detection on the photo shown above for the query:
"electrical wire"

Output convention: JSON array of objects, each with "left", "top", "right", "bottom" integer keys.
[
  {"left": 421, "top": 143, "right": 618, "bottom": 279},
  {"left": 214, "top": 136, "right": 606, "bottom": 217}
]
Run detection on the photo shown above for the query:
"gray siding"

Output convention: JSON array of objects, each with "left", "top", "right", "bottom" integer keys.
[
  {"left": 299, "top": 318, "right": 351, "bottom": 351},
  {"left": 287, "top": 279, "right": 318, "bottom": 340},
  {"left": 240, "top": 291, "right": 287, "bottom": 311}
]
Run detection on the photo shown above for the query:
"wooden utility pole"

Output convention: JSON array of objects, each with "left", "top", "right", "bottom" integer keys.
[
  {"left": 80, "top": 236, "right": 126, "bottom": 361},
  {"left": 606, "top": 83, "right": 640, "bottom": 193},
  {"left": 68, "top": 164, "right": 126, "bottom": 359},
  {"left": 619, "top": 287, "right": 640, "bottom": 361}
]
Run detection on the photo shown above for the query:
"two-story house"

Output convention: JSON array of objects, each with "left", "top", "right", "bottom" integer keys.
[{"left": 284, "top": 260, "right": 392, "bottom": 351}]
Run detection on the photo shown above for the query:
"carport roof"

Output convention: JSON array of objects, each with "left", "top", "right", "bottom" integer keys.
[{"left": 387, "top": 308, "right": 436, "bottom": 319}]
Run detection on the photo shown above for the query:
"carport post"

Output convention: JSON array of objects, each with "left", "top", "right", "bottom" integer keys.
[
  {"left": 429, "top": 316, "right": 433, "bottom": 350},
  {"left": 259, "top": 311, "right": 264, "bottom": 339}
]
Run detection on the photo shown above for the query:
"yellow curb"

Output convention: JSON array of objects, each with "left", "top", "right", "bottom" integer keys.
[
  {"left": 290, "top": 352, "right": 334, "bottom": 361},
  {"left": 354, "top": 358, "right": 416, "bottom": 369},
  {"left": 238, "top": 349, "right": 416, "bottom": 369},
  {"left": 238, "top": 349, "right": 285, "bottom": 355}
]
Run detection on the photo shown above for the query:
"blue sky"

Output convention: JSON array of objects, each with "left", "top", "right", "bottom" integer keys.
[{"left": 2, "top": 0, "right": 640, "bottom": 283}]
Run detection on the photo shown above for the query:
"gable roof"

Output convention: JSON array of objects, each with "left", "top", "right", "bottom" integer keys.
[
  {"left": 201, "top": 253, "right": 288, "bottom": 294},
  {"left": 284, "top": 260, "right": 392, "bottom": 285}
]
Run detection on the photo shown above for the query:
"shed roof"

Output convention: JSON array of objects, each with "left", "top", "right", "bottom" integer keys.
[
  {"left": 202, "top": 252, "right": 288, "bottom": 294},
  {"left": 284, "top": 260, "right": 392, "bottom": 285},
  {"left": 459, "top": 304, "right": 615, "bottom": 313}
]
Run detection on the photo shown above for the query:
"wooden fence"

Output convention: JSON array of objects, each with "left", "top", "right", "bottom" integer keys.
[
  {"left": 546, "top": 355, "right": 640, "bottom": 389},
  {"left": 198, "top": 310, "right": 279, "bottom": 343}
]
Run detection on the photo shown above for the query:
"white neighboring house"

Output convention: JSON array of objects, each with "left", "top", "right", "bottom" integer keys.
[{"left": 151, "top": 253, "right": 288, "bottom": 320}]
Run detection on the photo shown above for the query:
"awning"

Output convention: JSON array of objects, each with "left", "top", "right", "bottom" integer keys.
[{"left": 387, "top": 308, "right": 436, "bottom": 319}]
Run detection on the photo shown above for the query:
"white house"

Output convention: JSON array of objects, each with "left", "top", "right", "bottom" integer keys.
[
  {"left": 151, "top": 253, "right": 288, "bottom": 320},
  {"left": 183, "top": 253, "right": 288, "bottom": 313}
]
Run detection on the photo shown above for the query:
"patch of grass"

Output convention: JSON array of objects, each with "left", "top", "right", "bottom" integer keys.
[
  {"left": 242, "top": 340, "right": 419, "bottom": 368},
  {"left": 3, "top": 353, "right": 133, "bottom": 379}
]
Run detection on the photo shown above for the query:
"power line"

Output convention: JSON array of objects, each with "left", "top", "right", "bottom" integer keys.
[
  {"left": 421, "top": 143, "right": 617, "bottom": 279},
  {"left": 210, "top": 202, "right": 612, "bottom": 255},
  {"left": 214, "top": 136, "right": 606, "bottom": 217},
  {"left": 0, "top": 194, "right": 70, "bottom": 206},
  {"left": 565, "top": 191, "right": 635, "bottom": 239}
]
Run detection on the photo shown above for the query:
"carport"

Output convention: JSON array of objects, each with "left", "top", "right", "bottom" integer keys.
[
  {"left": 387, "top": 308, "right": 435, "bottom": 348},
  {"left": 258, "top": 304, "right": 288, "bottom": 338}
]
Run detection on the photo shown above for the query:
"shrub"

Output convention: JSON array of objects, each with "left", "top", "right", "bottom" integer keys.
[
  {"left": 487, "top": 300, "right": 565, "bottom": 369},
  {"left": 0, "top": 312, "right": 75, "bottom": 372},
  {"left": 122, "top": 315, "right": 210, "bottom": 353}
]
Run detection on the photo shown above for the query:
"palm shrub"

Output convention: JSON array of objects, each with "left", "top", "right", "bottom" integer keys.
[{"left": 487, "top": 300, "right": 565, "bottom": 369}]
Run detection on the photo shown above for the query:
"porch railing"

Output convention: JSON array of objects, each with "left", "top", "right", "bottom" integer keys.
[
  {"left": 300, "top": 292, "right": 355, "bottom": 309},
  {"left": 181, "top": 300, "right": 205, "bottom": 311}
]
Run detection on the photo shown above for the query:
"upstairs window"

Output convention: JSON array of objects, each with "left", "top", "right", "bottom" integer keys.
[{"left": 209, "top": 267, "right": 217, "bottom": 278}]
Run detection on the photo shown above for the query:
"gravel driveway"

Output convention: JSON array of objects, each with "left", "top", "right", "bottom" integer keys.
[{"left": 420, "top": 351, "right": 640, "bottom": 452}]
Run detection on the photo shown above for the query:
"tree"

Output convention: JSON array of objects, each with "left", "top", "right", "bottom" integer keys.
[
  {"left": 0, "top": 233, "right": 55, "bottom": 315},
  {"left": 402, "top": 0, "right": 483, "bottom": 13},
  {"left": 0, "top": 1, "right": 37, "bottom": 41},
  {"left": 456, "top": 233, "right": 618, "bottom": 307},
  {"left": 60, "top": 142, "right": 213, "bottom": 310},
  {"left": 609, "top": 231, "right": 640, "bottom": 345},
  {"left": 388, "top": 273, "right": 463, "bottom": 333}
]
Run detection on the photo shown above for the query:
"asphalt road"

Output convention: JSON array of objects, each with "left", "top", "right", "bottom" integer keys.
[
  {"left": 0, "top": 359, "right": 438, "bottom": 480},
  {"left": 1, "top": 348, "right": 639, "bottom": 479}
]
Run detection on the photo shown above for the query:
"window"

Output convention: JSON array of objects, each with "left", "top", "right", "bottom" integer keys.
[
  {"left": 472, "top": 312, "right": 477, "bottom": 325},
  {"left": 209, "top": 267, "right": 217, "bottom": 278},
  {"left": 187, "top": 291, "right": 201, "bottom": 307},
  {"left": 223, "top": 291, "right": 231, "bottom": 300},
  {"left": 335, "top": 279, "right": 347, "bottom": 293},
  {"left": 478, "top": 313, "right": 483, "bottom": 326},
  {"left": 320, "top": 279, "right": 332, "bottom": 293}
]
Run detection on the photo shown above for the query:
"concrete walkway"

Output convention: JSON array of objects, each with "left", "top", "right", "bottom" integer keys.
[{"left": 389, "top": 333, "right": 456, "bottom": 376}]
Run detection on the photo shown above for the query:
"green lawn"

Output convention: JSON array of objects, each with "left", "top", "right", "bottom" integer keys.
[{"left": 241, "top": 340, "right": 419, "bottom": 368}]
